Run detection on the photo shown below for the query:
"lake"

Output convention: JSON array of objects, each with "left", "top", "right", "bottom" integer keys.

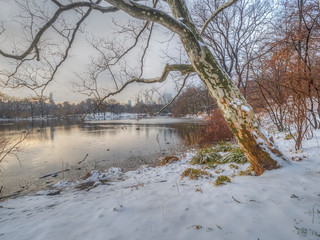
[{"left": 0, "top": 117, "right": 205, "bottom": 197}]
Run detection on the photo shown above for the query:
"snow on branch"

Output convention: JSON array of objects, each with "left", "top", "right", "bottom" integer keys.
[{"left": 104, "top": 0, "right": 194, "bottom": 38}]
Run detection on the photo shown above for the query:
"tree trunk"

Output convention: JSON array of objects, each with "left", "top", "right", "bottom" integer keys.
[{"left": 166, "top": 0, "right": 287, "bottom": 175}]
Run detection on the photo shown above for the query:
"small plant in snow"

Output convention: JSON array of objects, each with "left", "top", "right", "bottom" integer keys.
[
  {"left": 191, "top": 146, "right": 222, "bottom": 165},
  {"left": 215, "top": 175, "right": 231, "bottom": 186},
  {"left": 181, "top": 168, "right": 213, "bottom": 180},
  {"left": 284, "top": 133, "right": 294, "bottom": 140},
  {"left": 229, "top": 164, "right": 239, "bottom": 169},
  {"left": 238, "top": 166, "right": 255, "bottom": 176},
  {"left": 212, "top": 141, "right": 234, "bottom": 152},
  {"left": 192, "top": 142, "right": 247, "bottom": 165},
  {"left": 218, "top": 146, "right": 247, "bottom": 164},
  {"left": 159, "top": 155, "right": 179, "bottom": 166}
]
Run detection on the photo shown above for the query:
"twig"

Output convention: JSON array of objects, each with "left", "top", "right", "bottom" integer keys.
[
  {"left": 156, "top": 134, "right": 162, "bottom": 152},
  {"left": 312, "top": 203, "right": 320, "bottom": 223},
  {"left": 39, "top": 169, "right": 70, "bottom": 179},
  {"left": 153, "top": 73, "right": 190, "bottom": 115},
  {"left": 176, "top": 181, "right": 180, "bottom": 195},
  {"left": 232, "top": 196, "right": 241, "bottom": 203},
  {"left": 0, "top": 192, "right": 20, "bottom": 200},
  {"left": 78, "top": 154, "right": 89, "bottom": 164}
]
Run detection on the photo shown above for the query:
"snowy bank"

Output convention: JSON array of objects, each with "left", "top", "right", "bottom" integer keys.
[{"left": 0, "top": 131, "right": 320, "bottom": 240}]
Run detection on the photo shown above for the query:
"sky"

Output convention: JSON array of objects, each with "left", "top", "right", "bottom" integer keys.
[{"left": 0, "top": 0, "right": 185, "bottom": 104}]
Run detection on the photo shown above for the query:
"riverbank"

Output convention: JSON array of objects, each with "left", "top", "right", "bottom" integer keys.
[{"left": 1, "top": 130, "right": 320, "bottom": 239}]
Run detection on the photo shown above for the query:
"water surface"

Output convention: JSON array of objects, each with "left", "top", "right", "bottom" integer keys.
[{"left": 0, "top": 117, "right": 204, "bottom": 197}]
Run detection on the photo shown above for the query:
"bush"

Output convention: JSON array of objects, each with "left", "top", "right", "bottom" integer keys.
[{"left": 198, "top": 110, "right": 234, "bottom": 145}]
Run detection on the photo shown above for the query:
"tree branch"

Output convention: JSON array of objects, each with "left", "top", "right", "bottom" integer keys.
[
  {"left": 0, "top": 1, "right": 117, "bottom": 60},
  {"left": 39, "top": 4, "right": 94, "bottom": 96},
  {"left": 154, "top": 73, "right": 190, "bottom": 115},
  {"left": 104, "top": 0, "right": 195, "bottom": 39},
  {"left": 0, "top": 131, "right": 31, "bottom": 163},
  {"left": 200, "top": 0, "right": 238, "bottom": 35},
  {"left": 80, "top": 63, "right": 194, "bottom": 119},
  {"left": 134, "top": 64, "right": 194, "bottom": 83}
]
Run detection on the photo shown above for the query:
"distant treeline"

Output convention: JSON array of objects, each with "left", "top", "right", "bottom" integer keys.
[
  {"left": 0, "top": 93, "right": 173, "bottom": 119},
  {"left": 0, "top": 84, "right": 219, "bottom": 119}
]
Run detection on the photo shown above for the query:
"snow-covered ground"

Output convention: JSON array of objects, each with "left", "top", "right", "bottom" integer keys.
[
  {"left": 1, "top": 130, "right": 320, "bottom": 240},
  {"left": 84, "top": 112, "right": 143, "bottom": 121}
]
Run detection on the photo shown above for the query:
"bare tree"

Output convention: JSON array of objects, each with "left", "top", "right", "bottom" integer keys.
[
  {"left": 0, "top": 0, "right": 288, "bottom": 175},
  {"left": 193, "top": 0, "right": 273, "bottom": 97},
  {"left": 251, "top": 0, "right": 320, "bottom": 150}
]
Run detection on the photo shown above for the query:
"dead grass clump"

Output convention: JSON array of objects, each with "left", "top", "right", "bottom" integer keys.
[
  {"left": 238, "top": 166, "right": 255, "bottom": 176},
  {"left": 229, "top": 164, "right": 239, "bottom": 169},
  {"left": 215, "top": 175, "right": 231, "bottom": 186},
  {"left": 181, "top": 168, "right": 213, "bottom": 180},
  {"left": 128, "top": 183, "right": 144, "bottom": 190},
  {"left": 82, "top": 172, "right": 92, "bottom": 180},
  {"left": 76, "top": 181, "right": 96, "bottom": 191},
  {"left": 159, "top": 155, "right": 179, "bottom": 166}
]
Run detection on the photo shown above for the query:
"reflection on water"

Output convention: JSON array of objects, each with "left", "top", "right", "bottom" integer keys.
[{"left": 0, "top": 117, "right": 204, "bottom": 197}]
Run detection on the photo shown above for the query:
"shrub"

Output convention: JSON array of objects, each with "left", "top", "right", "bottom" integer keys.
[{"left": 198, "top": 109, "right": 234, "bottom": 145}]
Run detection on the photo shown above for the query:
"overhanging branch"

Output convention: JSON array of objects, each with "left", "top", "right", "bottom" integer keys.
[
  {"left": 135, "top": 64, "right": 194, "bottom": 84},
  {"left": 104, "top": 0, "right": 195, "bottom": 39}
]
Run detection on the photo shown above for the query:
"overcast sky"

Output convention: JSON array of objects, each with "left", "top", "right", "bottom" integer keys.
[{"left": 0, "top": 0, "right": 186, "bottom": 104}]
